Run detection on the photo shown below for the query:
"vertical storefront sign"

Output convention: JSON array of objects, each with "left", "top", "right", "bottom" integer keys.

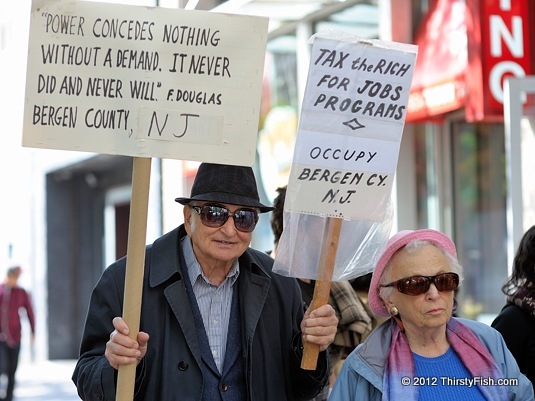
[{"left": 466, "top": 0, "right": 534, "bottom": 121}]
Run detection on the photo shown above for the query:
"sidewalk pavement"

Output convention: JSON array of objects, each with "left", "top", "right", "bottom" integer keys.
[{"left": 14, "top": 359, "right": 80, "bottom": 401}]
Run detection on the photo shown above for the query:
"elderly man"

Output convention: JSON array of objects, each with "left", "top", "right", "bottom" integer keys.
[{"left": 72, "top": 162, "right": 338, "bottom": 401}]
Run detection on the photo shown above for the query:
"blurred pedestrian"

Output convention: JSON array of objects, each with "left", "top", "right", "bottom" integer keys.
[
  {"left": 492, "top": 225, "right": 535, "bottom": 388},
  {"left": 0, "top": 266, "right": 35, "bottom": 401}
]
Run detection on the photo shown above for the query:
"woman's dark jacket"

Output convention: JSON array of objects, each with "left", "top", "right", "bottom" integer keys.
[
  {"left": 72, "top": 226, "right": 328, "bottom": 400},
  {"left": 492, "top": 303, "right": 535, "bottom": 387}
]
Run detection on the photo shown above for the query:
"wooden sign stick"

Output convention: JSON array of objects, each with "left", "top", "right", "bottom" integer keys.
[
  {"left": 116, "top": 156, "right": 152, "bottom": 401},
  {"left": 301, "top": 216, "right": 343, "bottom": 370}
]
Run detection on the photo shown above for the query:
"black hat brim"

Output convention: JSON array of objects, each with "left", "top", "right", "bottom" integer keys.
[{"left": 175, "top": 193, "right": 274, "bottom": 213}]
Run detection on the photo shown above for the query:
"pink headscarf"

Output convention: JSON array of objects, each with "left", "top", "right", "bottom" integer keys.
[{"left": 368, "top": 229, "right": 457, "bottom": 317}]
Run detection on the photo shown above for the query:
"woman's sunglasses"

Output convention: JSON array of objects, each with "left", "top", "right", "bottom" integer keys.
[
  {"left": 380, "top": 272, "right": 459, "bottom": 296},
  {"left": 190, "top": 204, "right": 259, "bottom": 233}
]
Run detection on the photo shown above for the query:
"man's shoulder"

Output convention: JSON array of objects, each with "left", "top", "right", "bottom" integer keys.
[
  {"left": 8, "top": 286, "right": 30, "bottom": 298},
  {"left": 243, "top": 247, "right": 275, "bottom": 273},
  {"left": 248, "top": 247, "right": 274, "bottom": 263},
  {"left": 242, "top": 248, "right": 298, "bottom": 284}
]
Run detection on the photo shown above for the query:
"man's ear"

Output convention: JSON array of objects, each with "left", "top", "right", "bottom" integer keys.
[{"left": 183, "top": 206, "right": 192, "bottom": 233}]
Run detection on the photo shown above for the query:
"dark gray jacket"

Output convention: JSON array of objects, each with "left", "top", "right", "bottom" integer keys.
[{"left": 72, "top": 226, "right": 328, "bottom": 400}]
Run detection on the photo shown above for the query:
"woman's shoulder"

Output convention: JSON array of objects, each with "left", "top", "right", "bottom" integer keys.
[
  {"left": 346, "top": 320, "right": 393, "bottom": 369},
  {"left": 452, "top": 316, "right": 525, "bottom": 368},
  {"left": 452, "top": 317, "right": 505, "bottom": 346},
  {"left": 493, "top": 303, "right": 535, "bottom": 325},
  {"left": 333, "top": 322, "right": 392, "bottom": 399},
  {"left": 454, "top": 317, "right": 496, "bottom": 334},
  {"left": 491, "top": 304, "right": 535, "bottom": 344}
]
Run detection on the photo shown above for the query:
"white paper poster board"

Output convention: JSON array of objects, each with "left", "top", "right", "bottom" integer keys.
[
  {"left": 274, "top": 32, "right": 417, "bottom": 282},
  {"left": 22, "top": 0, "right": 268, "bottom": 166},
  {"left": 285, "top": 34, "right": 417, "bottom": 220}
]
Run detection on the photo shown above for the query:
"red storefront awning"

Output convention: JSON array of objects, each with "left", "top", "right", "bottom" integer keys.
[
  {"left": 407, "top": 0, "right": 534, "bottom": 123},
  {"left": 406, "top": 0, "right": 468, "bottom": 122}
]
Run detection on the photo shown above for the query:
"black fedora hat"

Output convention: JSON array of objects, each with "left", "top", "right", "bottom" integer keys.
[{"left": 175, "top": 163, "right": 274, "bottom": 213}]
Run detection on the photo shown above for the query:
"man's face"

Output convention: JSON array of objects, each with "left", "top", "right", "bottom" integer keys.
[{"left": 184, "top": 202, "right": 254, "bottom": 268}]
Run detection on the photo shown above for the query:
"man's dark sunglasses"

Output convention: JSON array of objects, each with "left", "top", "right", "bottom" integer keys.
[
  {"left": 380, "top": 272, "right": 459, "bottom": 296},
  {"left": 190, "top": 204, "right": 259, "bottom": 233}
]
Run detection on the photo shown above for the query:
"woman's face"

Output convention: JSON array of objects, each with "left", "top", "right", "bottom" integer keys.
[{"left": 383, "top": 244, "right": 455, "bottom": 332}]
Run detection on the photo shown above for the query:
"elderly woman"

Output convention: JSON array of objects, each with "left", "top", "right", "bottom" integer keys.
[{"left": 329, "top": 229, "right": 534, "bottom": 401}]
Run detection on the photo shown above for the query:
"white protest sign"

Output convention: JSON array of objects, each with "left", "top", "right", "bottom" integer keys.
[
  {"left": 285, "top": 33, "right": 417, "bottom": 220},
  {"left": 23, "top": 0, "right": 268, "bottom": 166}
]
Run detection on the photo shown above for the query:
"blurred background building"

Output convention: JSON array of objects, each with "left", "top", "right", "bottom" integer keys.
[{"left": 0, "top": 0, "right": 533, "bottom": 362}]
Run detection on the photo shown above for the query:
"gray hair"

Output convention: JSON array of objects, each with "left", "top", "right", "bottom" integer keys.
[{"left": 378, "top": 240, "right": 463, "bottom": 303}]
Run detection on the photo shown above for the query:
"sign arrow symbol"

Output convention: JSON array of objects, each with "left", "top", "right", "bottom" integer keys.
[{"left": 343, "top": 118, "right": 365, "bottom": 130}]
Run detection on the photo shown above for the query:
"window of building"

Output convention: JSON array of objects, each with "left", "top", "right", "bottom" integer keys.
[
  {"left": 414, "top": 124, "right": 440, "bottom": 228},
  {"left": 413, "top": 121, "right": 508, "bottom": 321},
  {"left": 451, "top": 122, "right": 507, "bottom": 321}
]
